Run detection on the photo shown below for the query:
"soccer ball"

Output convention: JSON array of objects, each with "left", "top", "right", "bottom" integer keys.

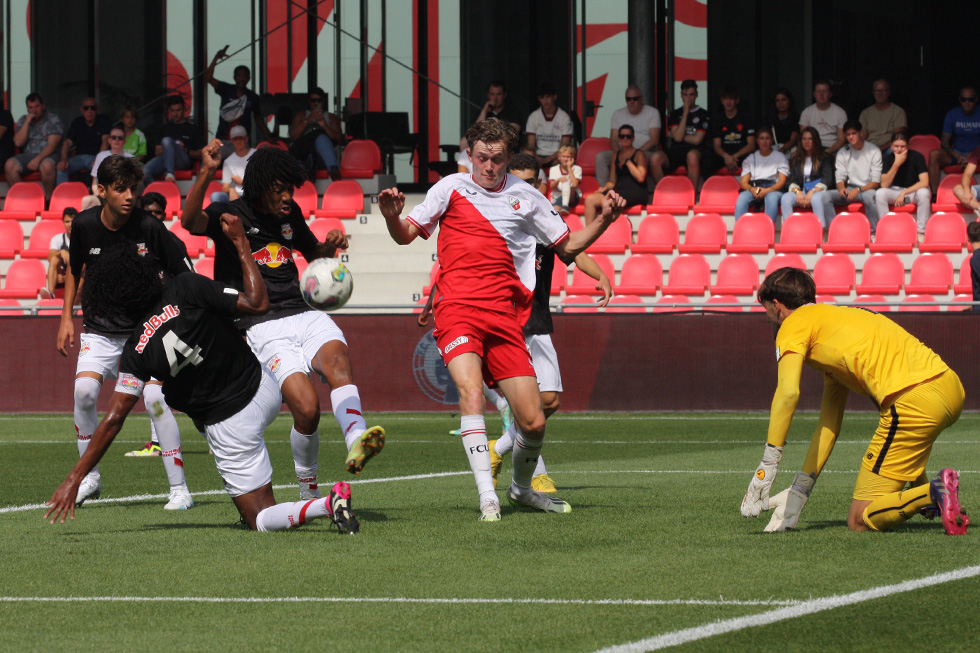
[{"left": 300, "top": 258, "right": 353, "bottom": 311}]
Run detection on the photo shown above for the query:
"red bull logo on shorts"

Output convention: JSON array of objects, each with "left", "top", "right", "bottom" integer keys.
[
  {"left": 268, "top": 355, "right": 282, "bottom": 373},
  {"left": 118, "top": 373, "right": 142, "bottom": 389},
  {"left": 79, "top": 342, "right": 91, "bottom": 356},
  {"left": 252, "top": 243, "right": 293, "bottom": 268}
]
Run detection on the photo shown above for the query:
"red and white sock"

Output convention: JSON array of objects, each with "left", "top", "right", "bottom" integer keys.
[
  {"left": 144, "top": 384, "right": 186, "bottom": 489},
  {"left": 73, "top": 377, "right": 101, "bottom": 476},
  {"left": 255, "top": 498, "right": 329, "bottom": 532},
  {"left": 331, "top": 384, "right": 367, "bottom": 450},
  {"left": 460, "top": 414, "right": 496, "bottom": 504},
  {"left": 290, "top": 425, "right": 320, "bottom": 492}
]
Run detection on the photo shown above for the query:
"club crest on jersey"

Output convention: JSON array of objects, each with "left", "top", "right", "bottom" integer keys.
[
  {"left": 281, "top": 224, "right": 293, "bottom": 240},
  {"left": 252, "top": 243, "right": 293, "bottom": 268},
  {"left": 135, "top": 304, "right": 180, "bottom": 353},
  {"left": 507, "top": 196, "right": 521, "bottom": 211},
  {"left": 136, "top": 242, "right": 148, "bottom": 256}
]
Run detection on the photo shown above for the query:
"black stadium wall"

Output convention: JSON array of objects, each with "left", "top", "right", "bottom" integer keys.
[{"left": 5, "top": 313, "right": 980, "bottom": 414}]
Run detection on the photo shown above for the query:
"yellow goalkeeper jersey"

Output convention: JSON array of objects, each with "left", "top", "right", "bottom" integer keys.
[{"left": 775, "top": 304, "right": 949, "bottom": 408}]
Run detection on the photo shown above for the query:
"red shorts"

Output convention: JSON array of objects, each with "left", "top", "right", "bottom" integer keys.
[{"left": 433, "top": 302, "right": 535, "bottom": 387}]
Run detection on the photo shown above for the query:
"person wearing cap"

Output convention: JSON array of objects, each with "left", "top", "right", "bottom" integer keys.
[
  {"left": 525, "top": 82, "right": 574, "bottom": 169},
  {"left": 211, "top": 125, "right": 256, "bottom": 203}
]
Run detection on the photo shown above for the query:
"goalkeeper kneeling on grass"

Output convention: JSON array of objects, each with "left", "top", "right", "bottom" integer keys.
[{"left": 741, "top": 267, "right": 969, "bottom": 535}]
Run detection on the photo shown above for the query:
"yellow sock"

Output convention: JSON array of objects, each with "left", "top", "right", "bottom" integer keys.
[{"left": 862, "top": 484, "right": 933, "bottom": 531}]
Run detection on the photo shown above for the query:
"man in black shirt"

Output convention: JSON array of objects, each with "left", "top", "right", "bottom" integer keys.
[
  {"left": 56, "top": 155, "right": 195, "bottom": 509},
  {"left": 45, "top": 216, "right": 359, "bottom": 533},
  {"left": 142, "top": 95, "right": 204, "bottom": 185},
  {"left": 709, "top": 86, "right": 756, "bottom": 174},
  {"left": 874, "top": 132, "right": 931, "bottom": 234},
  {"left": 56, "top": 97, "right": 112, "bottom": 185},
  {"left": 651, "top": 79, "right": 709, "bottom": 188},
  {"left": 182, "top": 142, "right": 385, "bottom": 500}
]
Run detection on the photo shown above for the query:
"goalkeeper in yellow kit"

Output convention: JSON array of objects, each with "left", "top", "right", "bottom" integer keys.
[{"left": 741, "top": 267, "right": 969, "bottom": 535}]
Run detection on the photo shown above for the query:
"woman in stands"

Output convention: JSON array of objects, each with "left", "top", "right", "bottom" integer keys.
[
  {"left": 779, "top": 126, "right": 835, "bottom": 227},
  {"left": 769, "top": 88, "right": 799, "bottom": 155},
  {"left": 734, "top": 127, "right": 789, "bottom": 222},
  {"left": 583, "top": 124, "right": 647, "bottom": 224}
]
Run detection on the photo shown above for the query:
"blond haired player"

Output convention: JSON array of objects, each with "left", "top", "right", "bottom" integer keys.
[{"left": 742, "top": 267, "right": 969, "bottom": 535}]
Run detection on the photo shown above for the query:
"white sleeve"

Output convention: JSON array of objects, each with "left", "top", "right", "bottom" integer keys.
[
  {"left": 525, "top": 189, "right": 570, "bottom": 247},
  {"left": 776, "top": 152, "right": 790, "bottom": 176},
  {"left": 548, "top": 167, "right": 561, "bottom": 181},
  {"left": 49, "top": 234, "right": 62, "bottom": 250},
  {"left": 526, "top": 111, "right": 540, "bottom": 135},
  {"left": 869, "top": 147, "right": 883, "bottom": 183},
  {"left": 648, "top": 107, "right": 662, "bottom": 129},
  {"left": 799, "top": 106, "right": 812, "bottom": 127},
  {"left": 405, "top": 177, "right": 455, "bottom": 239},
  {"left": 558, "top": 111, "right": 574, "bottom": 136}
]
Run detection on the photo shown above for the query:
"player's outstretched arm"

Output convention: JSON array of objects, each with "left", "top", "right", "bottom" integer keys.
[
  {"left": 313, "top": 229, "right": 349, "bottom": 260},
  {"left": 221, "top": 213, "right": 269, "bottom": 315},
  {"left": 378, "top": 188, "right": 420, "bottom": 244},
  {"left": 573, "top": 252, "right": 613, "bottom": 307},
  {"left": 799, "top": 378, "right": 848, "bottom": 478},
  {"left": 555, "top": 190, "right": 627, "bottom": 259},
  {"left": 181, "top": 139, "right": 223, "bottom": 234},
  {"left": 45, "top": 392, "right": 139, "bottom": 524}
]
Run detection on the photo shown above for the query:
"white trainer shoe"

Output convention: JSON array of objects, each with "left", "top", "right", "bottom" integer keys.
[
  {"left": 479, "top": 498, "right": 502, "bottom": 521},
  {"left": 75, "top": 475, "right": 102, "bottom": 507},
  {"left": 164, "top": 487, "right": 195, "bottom": 510},
  {"left": 507, "top": 487, "right": 571, "bottom": 513}
]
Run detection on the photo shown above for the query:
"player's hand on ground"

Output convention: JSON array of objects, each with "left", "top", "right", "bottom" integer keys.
[
  {"left": 44, "top": 479, "right": 80, "bottom": 524},
  {"left": 378, "top": 188, "right": 406, "bottom": 219},
  {"left": 741, "top": 443, "right": 782, "bottom": 517},
  {"left": 56, "top": 319, "right": 74, "bottom": 357},
  {"left": 322, "top": 229, "right": 349, "bottom": 251},
  {"left": 201, "top": 138, "right": 223, "bottom": 172},
  {"left": 763, "top": 472, "right": 815, "bottom": 532}
]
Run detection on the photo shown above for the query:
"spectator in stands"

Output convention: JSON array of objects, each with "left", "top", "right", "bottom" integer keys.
[
  {"left": 780, "top": 126, "right": 835, "bottom": 227},
  {"left": 799, "top": 80, "right": 846, "bottom": 155},
  {"left": 548, "top": 144, "right": 581, "bottom": 215},
  {"left": 596, "top": 85, "right": 661, "bottom": 187},
  {"left": 822, "top": 119, "right": 882, "bottom": 230},
  {"left": 205, "top": 46, "right": 274, "bottom": 159},
  {"left": 57, "top": 97, "right": 111, "bottom": 186},
  {"left": 583, "top": 124, "right": 647, "bottom": 225},
  {"left": 5, "top": 92, "right": 63, "bottom": 200},
  {"left": 120, "top": 104, "right": 147, "bottom": 161},
  {"left": 858, "top": 79, "right": 907, "bottom": 154},
  {"left": 929, "top": 86, "right": 980, "bottom": 196},
  {"left": 40, "top": 207, "right": 76, "bottom": 299},
  {"left": 525, "top": 82, "right": 574, "bottom": 169},
  {"left": 968, "top": 221, "right": 980, "bottom": 313},
  {"left": 768, "top": 87, "right": 799, "bottom": 155},
  {"left": 211, "top": 125, "right": 255, "bottom": 203},
  {"left": 734, "top": 127, "right": 788, "bottom": 223},
  {"left": 89, "top": 124, "right": 132, "bottom": 195},
  {"left": 875, "top": 132, "right": 931, "bottom": 234},
  {"left": 651, "top": 79, "right": 708, "bottom": 189},
  {"left": 951, "top": 143, "right": 980, "bottom": 215},
  {"left": 473, "top": 79, "right": 522, "bottom": 135},
  {"left": 289, "top": 87, "right": 342, "bottom": 181},
  {"left": 140, "top": 191, "right": 168, "bottom": 222},
  {"left": 0, "top": 104, "right": 14, "bottom": 171},
  {"left": 709, "top": 86, "right": 756, "bottom": 174},
  {"left": 142, "top": 95, "right": 204, "bottom": 186}
]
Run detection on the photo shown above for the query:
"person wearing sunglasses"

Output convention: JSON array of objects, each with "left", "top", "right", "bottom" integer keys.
[
  {"left": 584, "top": 124, "right": 647, "bottom": 225},
  {"left": 288, "top": 86, "right": 343, "bottom": 181},
  {"left": 88, "top": 124, "right": 133, "bottom": 195},
  {"left": 595, "top": 85, "right": 661, "bottom": 188},
  {"left": 57, "top": 97, "right": 112, "bottom": 187},
  {"left": 929, "top": 86, "right": 980, "bottom": 196}
]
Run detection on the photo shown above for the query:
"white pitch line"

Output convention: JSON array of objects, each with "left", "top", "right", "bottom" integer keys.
[
  {"left": 0, "top": 595, "right": 799, "bottom": 607},
  {"left": 595, "top": 564, "right": 980, "bottom": 653},
  {"left": 4, "top": 439, "right": 978, "bottom": 445}
]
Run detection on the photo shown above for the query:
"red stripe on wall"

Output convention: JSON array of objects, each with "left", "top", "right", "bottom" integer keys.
[
  {"left": 675, "top": 0, "right": 708, "bottom": 28},
  {"left": 575, "top": 23, "right": 628, "bottom": 54},
  {"left": 576, "top": 73, "right": 608, "bottom": 138},
  {"left": 674, "top": 57, "right": 708, "bottom": 81}
]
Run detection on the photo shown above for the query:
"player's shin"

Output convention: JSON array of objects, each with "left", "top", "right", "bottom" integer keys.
[
  {"left": 255, "top": 498, "right": 330, "bottom": 531},
  {"left": 861, "top": 484, "right": 934, "bottom": 531},
  {"left": 460, "top": 415, "right": 496, "bottom": 502},
  {"left": 290, "top": 426, "right": 320, "bottom": 498},
  {"left": 330, "top": 384, "right": 367, "bottom": 449},
  {"left": 511, "top": 432, "right": 543, "bottom": 492},
  {"left": 144, "top": 385, "right": 187, "bottom": 489},
  {"left": 74, "top": 377, "right": 102, "bottom": 475}
]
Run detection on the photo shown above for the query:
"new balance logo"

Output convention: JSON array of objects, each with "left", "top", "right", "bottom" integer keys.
[
  {"left": 444, "top": 336, "right": 469, "bottom": 354},
  {"left": 248, "top": 228, "right": 260, "bottom": 234},
  {"left": 89, "top": 247, "right": 101, "bottom": 255}
]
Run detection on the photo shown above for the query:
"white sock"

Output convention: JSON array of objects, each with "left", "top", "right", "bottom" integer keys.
[
  {"left": 73, "top": 377, "right": 102, "bottom": 477},
  {"left": 255, "top": 498, "right": 329, "bottom": 532},
  {"left": 331, "top": 384, "right": 367, "bottom": 450},
  {"left": 494, "top": 424, "right": 517, "bottom": 455},
  {"left": 460, "top": 415, "right": 496, "bottom": 504},
  {"left": 290, "top": 425, "right": 320, "bottom": 491},
  {"left": 482, "top": 384, "right": 508, "bottom": 413},
  {"left": 143, "top": 384, "right": 187, "bottom": 490},
  {"left": 148, "top": 420, "right": 160, "bottom": 446},
  {"left": 512, "top": 432, "right": 543, "bottom": 492}
]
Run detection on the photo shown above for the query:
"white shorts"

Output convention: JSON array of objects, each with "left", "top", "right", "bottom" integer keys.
[
  {"left": 526, "top": 333, "right": 562, "bottom": 393},
  {"left": 246, "top": 311, "right": 347, "bottom": 387},
  {"left": 76, "top": 332, "right": 126, "bottom": 379},
  {"left": 205, "top": 367, "right": 281, "bottom": 497}
]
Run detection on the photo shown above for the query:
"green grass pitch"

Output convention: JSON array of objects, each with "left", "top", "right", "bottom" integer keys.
[{"left": 1, "top": 411, "right": 979, "bottom": 651}]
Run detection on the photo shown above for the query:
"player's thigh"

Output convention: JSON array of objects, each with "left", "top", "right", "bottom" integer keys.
[
  {"left": 246, "top": 316, "right": 310, "bottom": 386},
  {"left": 852, "top": 465, "right": 907, "bottom": 501},
  {"left": 75, "top": 332, "right": 126, "bottom": 379},
  {"left": 446, "top": 352, "right": 489, "bottom": 414},
  {"left": 526, "top": 333, "right": 562, "bottom": 393}
]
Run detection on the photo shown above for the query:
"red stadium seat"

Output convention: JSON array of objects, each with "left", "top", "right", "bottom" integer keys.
[
  {"left": 705, "top": 294, "right": 743, "bottom": 312},
  {"left": 653, "top": 295, "right": 692, "bottom": 313},
  {"left": 316, "top": 180, "right": 364, "bottom": 219},
  {"left": 194, "top": 258, "right": 214, "bottom": 279},
  {"left": 293, "top": 181, "right": 319, "bottom": 218},
  {"left": 143, "top": 181, "right": 182, "bottom": 218},
  {"left": 919, "top": 212, "right": 967, "bottom": 253},
  {"left": 2, "top": 182, "right": 44, "bottom": 220},
  {"left": 647, "top": 175, "right": 694, "bottom": 215},
  {"left": 693, "top": 175, "right": 739, "bottom": 214},
  {"left": 815, "top": 294, "right": 838, "bottom": 304},
  {"left": 855, "top": 253, "right": 905, "bottom": 295},
  {"left": 578, "top": 176, "right": 600, "bottom": 196},
  {"left": 199, "top": 181, "right": 224, "bottom": 210},
  {"left": 20, "top": 221, "right": 65, "bottom": 259},
  {"left": 812, "top": 253, "right": 855, "bottom": 295},
  {"left": 550, "top": 260, "right": 568, "bottom": 296},
  {"left": 587, "top": 215, "right": 632, "bottom": 254},
  {"left": 870, "top": 213, "right": 917, "bottom": 253},
  {"left": 616, "top": 254, "right": 662, "bottom": 295},
  {"left": 764, "top": 252, "right": 807, "bottom": 277},
  {"left": 774, "top": 213, "right": 823, "bottom": 253},
  {"left": 854, "top": 294, "right": 891, "bottom": 312},
  {"left": 340, "top": 140, "right": 383, "bottom": 179},
  {"left": 933, "top": 173, "right": 976, "bottom": 213},
  {"left": 294, "top": 256, "right": 309, "bottom": 278},
  {"left": 0, "top": 221, "right": 25, "bottom": 258},
  {"left": 632, "top": 214, "right": 678, "bottom": 254},
  {"left": 823, "top": 212, "right": 870, "bottom": 254},
  {"left": 566, "top": 253, "right": 615, "bottom": 295},
  {"left": 0, "top": 297, "right": 24, "bottom": 315},
  {"left": 899, "top": 294, "right": 940, "bottom": 312},
  {"left": 423, "top": 261, "right": 440, "bottom": 295},
  {"left": 561, "top": 294, "right": 600, "bottom": 313},
  {"left": 605, "top": 294, "right": 646, "bottom": 313},
  {"left": 711, "top": 254, "right": 760, "bottom": 295},
  {"left": 41, "top": 182, "right": 89, "bottom": 220},
  {"left": 955, "top": 255, "right": 973, "bottom": 294},
  {"left": 0, "top": 258, "right": 46, "bottom": 298},
  {"left": 662, "top": 254, "right": 710, "bottom": 295},
  {"left": 905, "top": 253, "right": 953, "bottom": 294},
  {"left": 678, "top": 213, "right": 727, "bottom": 254},
  {"left": 563, "top": 214, "right": 584, "bottom": 232},
  {"left": 577, "top": 138, "right": 610, "bottom": 177},
  {"left": 951, "top": 294, "right": 974, "bottom": 311},
  {"left": 169, "top": 222, "right": 206, "bottom": 258},
  {"left": 908, "top": 134, "right": 940, "bottom": 162},
  {"left": 309, "top": 217, "right": 346, "bottom": 243},
  {"left": 727, "top": 212, "right": 774, "bottom": 254}
]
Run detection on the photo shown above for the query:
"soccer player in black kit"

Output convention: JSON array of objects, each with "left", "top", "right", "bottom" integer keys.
[
  {"left": 45, "top": 213, "right": 359, "bottom": 533},
  {"left": 181, "top": 141, "right": 384, "bottom": 501}
]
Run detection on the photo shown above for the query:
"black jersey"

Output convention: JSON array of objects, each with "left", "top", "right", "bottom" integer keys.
[
  {"left": 711, "top": 111, "right": 755, "bottom": 155},
  {"left": 117, "top": 274, "right": 262, "bottom": 424},
  {"left": 70, "top": 206, "right": 193, "bottom": 335},
  {"left": 202, "top": 198, "right": 319, "bottom": 330},
  {"left": 524, "top": 244, "right": 574, "bottom": 336}
]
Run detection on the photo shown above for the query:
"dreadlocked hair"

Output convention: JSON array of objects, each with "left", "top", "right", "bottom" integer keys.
[
  {"left": 82, "top": 243, "right": 164, "bottom": 324},
  {"left": 241, "top": 146, "right": 309, "bottom": 205}
]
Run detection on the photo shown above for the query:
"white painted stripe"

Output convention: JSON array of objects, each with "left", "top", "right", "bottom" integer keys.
[
  {"left": 595, "top": 565, "right": 980, "bottom": 653},
  {"left": 4, "top": 439, "right": 977, "bottom": 445},
  {"left": 0, "top": 595, "right": 799, "bottom": 607}
]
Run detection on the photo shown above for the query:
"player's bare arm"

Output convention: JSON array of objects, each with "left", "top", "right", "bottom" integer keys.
[
  {"left": 556, "top": 190, "right": 626, "bottom": 258},
  {"left": 313, "top": 229, "right": 349, "bottom": 259},
  {"left": 573, "top": 253, "right": 613, "bottom": 307},
  {"left": 56, "top": 265, "right": 80, "bottom": 356},
  {"left": 379, "top": 187, "right": 421, "bottom": 244},
  {"left": 181, "top": 139, "right": 223, "bottom": 234},
  {"left": 221, "top": 213, "right": 269, "bottom": 315},
  {"left": 45, "top": 392, "right": 140, "bottom": 524},
  {"left": 417, "top": 281, "right": 436, "bottom": 327}
]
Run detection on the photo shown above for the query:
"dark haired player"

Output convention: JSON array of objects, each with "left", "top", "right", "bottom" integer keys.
[
  {"left": 45, "top": 215, "right": 358, "bottom": 533},
  {"left": 56, "top": 154, "right": 195, "bottom": 509},
  {"left": 181, "top": 141, "right": 384, "bottom": 500}
]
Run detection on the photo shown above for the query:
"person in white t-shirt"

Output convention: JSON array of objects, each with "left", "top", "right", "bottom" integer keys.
[
  {"left": 89, "top": 124, "right": 133, "bottom": 194},
  {"left": 799, "top": 80, "right": 847, "bottom": 155},
  {"left": 525, "top": 82, "right": 574, "bottom": 169},
  {"left": 734, "top": 129, "right": 789, "bottom": 222},
  {"left": 547, "top": 144, "right": 582, "bottom": 214},
  {"left": 211, "top": 125, "right": 256, "bottom": 203},
  {"left": 596, "top": 85, "right": 662, "bottom": 187}
]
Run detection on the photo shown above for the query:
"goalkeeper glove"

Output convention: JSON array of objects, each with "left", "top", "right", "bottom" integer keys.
[
  {"left": 741, "top": 443, "right": 783, "bottom": 517},
  {"left": 764, "top": 472, "right": 816, "bottom": 532}
]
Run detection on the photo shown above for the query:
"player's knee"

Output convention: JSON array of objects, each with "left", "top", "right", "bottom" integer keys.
[
  {"left": 141, "top": 384, "right": 168, "bottom": 417},
  {"left": 847, "top": 513, "right": 870, "bottom": 531},
  {"left": 39, "top": 160, "right": 55, "bottom": 174},
  {"left": 519, "top": 413, "right": 546, "bottom": 438},
  {"left": 458, "top": 385, "right": 486, "bottom": 415},
  {"left": 541, "top": 392, "right": 560, "bottom": 416},
  {"left": 73, "top": 377, "right": 100, "bottom": 410}
]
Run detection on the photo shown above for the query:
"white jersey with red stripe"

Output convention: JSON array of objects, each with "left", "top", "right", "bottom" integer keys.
[{"left": 407, "top": 173, "right": 570, "bottom": 319}]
